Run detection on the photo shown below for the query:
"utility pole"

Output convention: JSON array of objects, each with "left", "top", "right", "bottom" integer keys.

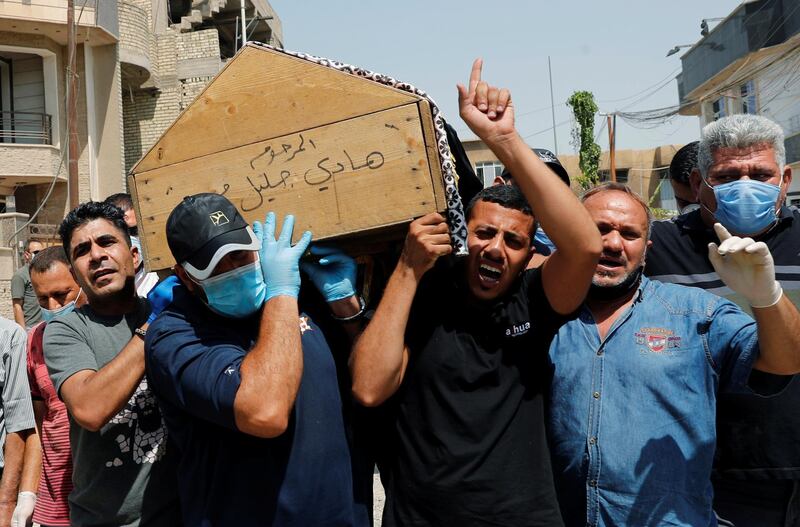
[
  {"left": 240, "top": 0, "right": 247, "bottom": 48},
  {"left": 607, "top": 113, "right": 617, "bottom": 183},
  {"left": 67, "top": 0, "right": 79, "bottom": 209},
  {"left": 548, "top": 56, "right": 558, "bottom": 155}
]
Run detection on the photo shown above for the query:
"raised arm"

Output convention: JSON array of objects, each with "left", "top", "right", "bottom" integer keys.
[
  {"left": 350, "top": 213, "right": 451, "bottom": 407},
  {"left": 234, "top": 213, "right": 311, "bottom": 438},
  {"left": 708, "top": 223, "right": 800, "bottom": 373},
  {"left": 457, "top": 59, "right": 601, "bottom": 314}
]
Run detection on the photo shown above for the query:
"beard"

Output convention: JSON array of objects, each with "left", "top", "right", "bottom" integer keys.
[{"left": 589, "top": 265, "right": 644, "bottom": 301}]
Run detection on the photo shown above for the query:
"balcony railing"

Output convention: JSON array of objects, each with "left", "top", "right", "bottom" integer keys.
[{"left": 0, "top": 111, "right": 53, "bottom": 145}]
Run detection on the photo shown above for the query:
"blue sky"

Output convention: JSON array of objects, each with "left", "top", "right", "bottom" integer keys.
[{"left": 269, "top": 1, "right": 742, "bottom": 154}]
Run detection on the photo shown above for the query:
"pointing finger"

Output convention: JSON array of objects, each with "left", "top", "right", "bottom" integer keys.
[
  {"left": 468, "top": 58, "right": 483, "bottom": 96},
  {"left": 713, "top": 223, "right": 732, "bottom": 243}
]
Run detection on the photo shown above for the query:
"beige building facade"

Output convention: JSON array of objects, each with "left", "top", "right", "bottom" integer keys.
[
  {"left": 463, "top": 139, "right": 684, "bottom": 212},
  {"left": 0, "top": 0, "right": 282, "bottom": 319}
]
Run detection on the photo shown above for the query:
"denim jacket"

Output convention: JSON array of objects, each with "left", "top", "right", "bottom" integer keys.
[{"left": 547, "top": 277, "right": 758, "bottom": 527}]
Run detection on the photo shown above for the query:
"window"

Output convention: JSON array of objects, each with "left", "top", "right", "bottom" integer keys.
[
  {"left": 786, "top": 133, "right": 800, "bottom": 165},
  {"left": 788, "top": 192, "right": 800, "bottom": 208},
  {"left": 658, "top": 170, "right": 678, "bottom": 212},
  {"left": 475, "top": 161, "right": 504, "bottom": 187},
  {"left": 740, "top": 80, "right": 756, "bottom": 115},
  {"left": 712, "top": 97, "right": 727, "bottom": 121},
  {"left": 597, "top": 169, "right": 628, "bottom": 183}
]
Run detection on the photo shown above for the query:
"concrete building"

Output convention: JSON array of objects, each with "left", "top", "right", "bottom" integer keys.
[
  {"left": 676, "top": 0, "right": 800, "bottom": 204},
  {"left": 0, "top": 0, "right": 282, "bottom": 319},
  {"left": 463, "top": 139, "right": 684, "bottom": 213}
]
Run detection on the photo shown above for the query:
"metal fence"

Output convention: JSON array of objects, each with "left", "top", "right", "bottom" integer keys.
[{"left": 0, "top": 111, "right": 53, "bottom": 145}]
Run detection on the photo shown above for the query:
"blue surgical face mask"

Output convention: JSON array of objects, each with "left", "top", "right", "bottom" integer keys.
[
  {"left": 196, "top": 260, "right": 266, "bottom": 318},
  {"left": 703, "top": 177, "right": 781, "bottom": 235},
  {"left": 41, "top": 289, "right": 82, "bottom": 322}
]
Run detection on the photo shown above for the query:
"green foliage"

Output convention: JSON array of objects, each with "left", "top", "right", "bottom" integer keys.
[
  {"left": 648, "top": 177, "right": 677, "bottom": 220},
  {"left": 567, "top": 91, "right": 601, "bottom": 190}
]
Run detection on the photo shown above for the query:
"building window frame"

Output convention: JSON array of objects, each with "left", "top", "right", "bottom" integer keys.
[
  {"left": 475, "top": 160, "right": 504, "bottom": 187},
  {"left": 740, "top": 80, "right": 757, "bottom": 115},
  {"left": 712, "top": 96, "right": 727, "bottom": 121}
]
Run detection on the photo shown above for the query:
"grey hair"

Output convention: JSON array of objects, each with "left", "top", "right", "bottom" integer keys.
[{"left": 698, "top": 114, "right": 786, "bottom": 177}]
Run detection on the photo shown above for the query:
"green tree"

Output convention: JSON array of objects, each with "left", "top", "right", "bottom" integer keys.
[{"left": 567, "top": 91, "right": 601, "bottom": 190}]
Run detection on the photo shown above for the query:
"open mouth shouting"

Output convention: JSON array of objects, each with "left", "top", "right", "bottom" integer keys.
[
  {"left": 92, "top": 267, "right": 117, "bottom": 286},
  {"left": 596, "top": 254, "right": 625, "bottom": 275},
  {"left": 477, "top": 260, "right": 504, "bottom": 288}
]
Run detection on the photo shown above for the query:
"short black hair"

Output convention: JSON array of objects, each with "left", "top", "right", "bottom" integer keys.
[
  {"left": 59, "top": 201, "right": 131, "bottom": 260},
  {"left": 669, "top": 141, "right": 699, "bottom": 185},
  {"left": 30, "top": 246, "right": 69, "bottom": 275},
  {"left": 104, "top": 192, "right": 133, "bottom": 211},
  {"left": 465, "top": 185, "right": 537, "bottom": 237}
]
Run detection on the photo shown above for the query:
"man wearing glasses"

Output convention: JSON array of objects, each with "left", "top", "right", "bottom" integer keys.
[
  {"left": 11, "top": 239, "right": 45, "bottom": 329},
  {"left": 645, "top": 114, "right": 800, "bottom": 527}
]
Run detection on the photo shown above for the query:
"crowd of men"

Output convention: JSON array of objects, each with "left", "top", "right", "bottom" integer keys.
[{"left": 0, "top": 60, "right": 797, "bottom": 527}]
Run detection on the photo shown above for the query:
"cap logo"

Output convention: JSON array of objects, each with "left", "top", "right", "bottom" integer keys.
[{"left": 209, "top": 211, "right": 229, "bottom": 226}]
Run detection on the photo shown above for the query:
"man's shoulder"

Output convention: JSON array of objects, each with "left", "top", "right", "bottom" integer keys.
[
  {"left": 0, "top": 317, "right": 24, "bottom": 342},
  {"left": 43, "top": 308, "right": 91, "bottom": 342},
  {"left": 11, "top": 264, "right": 29, "bottom": 279},
  {"left": 644, "top": 278, "right": 731, "bottom": 313}
]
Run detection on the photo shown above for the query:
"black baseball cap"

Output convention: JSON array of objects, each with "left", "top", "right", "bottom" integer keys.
[
  {"left": 166, "top": 193, "right": 259, "bottom": 280},
  {"left": 501, "top": 148, "right": 570, "bottom": 186}
]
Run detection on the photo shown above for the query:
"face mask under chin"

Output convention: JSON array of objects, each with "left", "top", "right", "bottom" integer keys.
[
  {"left": 40, "top": 289, "right": 83, "bottom": 322},
  {"left": 589, "top": 266, "right": 644, "bottom": 302}
]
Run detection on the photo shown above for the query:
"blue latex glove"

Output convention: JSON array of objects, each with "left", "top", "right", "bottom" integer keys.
[
  {"left": 146, "top": 275, "right": 181, "bottom": 324},
  {"left": 301, "top": 245, "right": 357, "bottom": 302},
  {"left": 252, "top": 212, "right": 312, "bottom": 300}
]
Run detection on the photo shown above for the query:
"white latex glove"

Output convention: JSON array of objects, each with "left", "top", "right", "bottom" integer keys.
[
  {"left": 708, "top": 223, "right": 783, "bottom": 308},
  {"left": 10, "top": 491, "right": 35, "bottom": 527}
]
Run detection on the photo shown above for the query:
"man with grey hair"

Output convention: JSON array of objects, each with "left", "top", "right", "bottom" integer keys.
[{"left": 646, "top": 113, "right": 800, "bottom": 526}]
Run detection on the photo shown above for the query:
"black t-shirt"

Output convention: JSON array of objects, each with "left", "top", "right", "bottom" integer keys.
[{"left": 378, "top": 260, "right": 566, "bottom": 527}]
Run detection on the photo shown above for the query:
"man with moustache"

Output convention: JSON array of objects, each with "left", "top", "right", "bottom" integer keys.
[
  {"left": 547, "top": 182, "right": 800, "bottom": 527},
  {"left": 18, "top": 246, "right": 85, "bottom": 527},
  {"left": 43, "top": 202, "right": 179, "bottom": 526},
  {"left": 350, "top": 59, "right": 602, "bottom": 526},
  {"left": 645, "top": 114, "right": 800, "bottom": 526}
]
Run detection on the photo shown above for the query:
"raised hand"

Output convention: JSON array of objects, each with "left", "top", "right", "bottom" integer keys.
[
  {"left": 399, "top": 212, "right": 452, "bottom": 280},
  {"left": 301, "top": 245, "right": 357, "bottom": 303},
  {"left": 457, "top": 58, "right": 514, "bottom": 144},
  {"left": 708, "top": 222, "right": 782, "bottom": 308},
  {"left": 252, "top": 212, "right": 312, "bottom": 300}
]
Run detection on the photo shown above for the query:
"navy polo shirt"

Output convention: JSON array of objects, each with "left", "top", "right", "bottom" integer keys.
[{"left": 145, "top": 286, "right": 357, "bottom": 527}]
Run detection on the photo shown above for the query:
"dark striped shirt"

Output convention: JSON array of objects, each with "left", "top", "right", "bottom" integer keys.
[{"left": 645, "top": 206, "right": 800, "bottom": 479}]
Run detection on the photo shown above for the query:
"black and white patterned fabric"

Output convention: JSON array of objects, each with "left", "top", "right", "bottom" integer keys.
[{"left": 250, "top": 42, "right": 469, "bottom": 256}]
